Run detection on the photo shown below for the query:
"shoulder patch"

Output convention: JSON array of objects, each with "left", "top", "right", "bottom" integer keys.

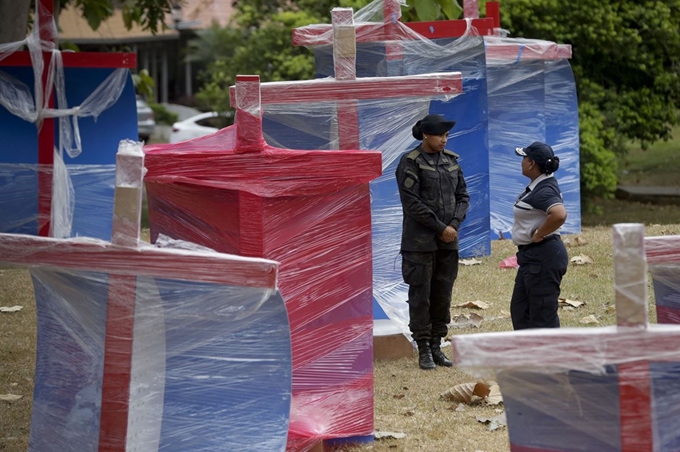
[
  {"left": 407, "top": 149, "right": 420, "bottom": 160},
  {"left": 443, "top": 149, "right": 459, "bottom": 159}
]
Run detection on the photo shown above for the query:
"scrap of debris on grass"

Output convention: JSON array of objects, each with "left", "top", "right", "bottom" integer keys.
[
  {"left": 374, "top": 431, "right": 406, "bottom": 440},
  {"left": 499, "top": 256, "right": 518, "bottom": 269},
  {"left": 454, "top": 300, "right": 490, "bottom": 310},
  {"left": 449, "top": 312, "right": 484, "bottom": 329},
  {"left": 558, "top": 298, "right": 585, "bottom": 308},
  {"left": 0, "top": 394, "right": 23, "bottom": 402},
  {"left": 570, "top": 254, "right": 594, "bottom": 265},
  {"left": 0, "top": 305, "right": 23, "bottom": 313},
  {"left": 441, "top": 381, "right": 503, "bottom": 407},
  {"left": 580, "top": 314, "right": 600, "bottom": 324},
  {"left": 459, "top": 258, "right": 483, "bottom": 266},
  {"left": 476, "top": 412, "right": 507, "bottom": 431},
  {"left": 563, "top": 236, "right": 588, "bottom": 247}
]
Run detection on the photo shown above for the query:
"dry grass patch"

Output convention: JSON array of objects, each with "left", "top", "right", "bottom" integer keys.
[
  {"left": 1, "top": 224, "right": 678, "bottom": 452},
  {"left": 0, "top": 266, "right": 36, "bottom": 452}
]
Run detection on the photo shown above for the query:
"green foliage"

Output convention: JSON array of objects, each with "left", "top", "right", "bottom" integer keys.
[
  {"left": 148, "top": 102, "right": 179, "bottom": 126},
  {"left": 132, "top": 69, "right": 155, "bottom": 99},
  {"left": 402, "top": 0, "right": 462, "bottom": 22},
  {"left": 192, "top": 2, "right": 330, "bottom": 114},
  {"left": 501, "top": 0, "right": 680, "bottom": 207},
  {"left": 194, "top": 0, "right": 680, "bottom": 213},
  {"left": 578, "top": 102, "right": 620, "bottom": 211},
  {"left": 194, "top": 60, "right": 234, "bottom": 116},
  {"left": 57, "top": 0, "right": 174, "bottom": 33},
  {"left": 193, "top": 0, "right": 465, "bottom": 115}
]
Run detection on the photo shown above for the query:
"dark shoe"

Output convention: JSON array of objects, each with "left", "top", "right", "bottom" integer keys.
[
  {"left": 417, "top": 341, "right": 436, "bottom": 370},
  {"left": 431, "top": 341, "right": 453, "bottom": 367}
]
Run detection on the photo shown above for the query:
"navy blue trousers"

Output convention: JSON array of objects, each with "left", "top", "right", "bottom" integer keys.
[{"left": 511, "top": 235, "right": 568, "bottom": 330}]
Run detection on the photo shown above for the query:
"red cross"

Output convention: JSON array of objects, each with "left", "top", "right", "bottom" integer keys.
[
  {"left": 230, "top": 8, "right": 464, "bottom": 150},
  {"left": 0, "top": 0, "right": 135, "bottom": 237},
  {"left": 644, "top": 235, "right": 680, "bottom": 265},
  {"left": 145, "top": 75, "right": 383, "bottom": 449},
  {"left": 452, "top": 224, "right": 675, "bottom": 452}
]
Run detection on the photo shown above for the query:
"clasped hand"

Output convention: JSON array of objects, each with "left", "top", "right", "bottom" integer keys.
[{"left": 439, "top": 226, "right": 458, "bottom": 243}]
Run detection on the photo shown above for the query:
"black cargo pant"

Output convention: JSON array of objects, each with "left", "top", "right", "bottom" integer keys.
[
  {"left": 511, "top": 235, "right": 568, "bottom": 330},
  {"left": 402, "top": 249, "right": 459, "bottom": 343}
]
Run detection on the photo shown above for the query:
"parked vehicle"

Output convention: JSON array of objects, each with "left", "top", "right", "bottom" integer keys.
[
  {"left": 169, "top": 111, "right": 233, "bottom": 143},
  {"left": 136, "top": 96, "right": 156, "bottom": 141}
]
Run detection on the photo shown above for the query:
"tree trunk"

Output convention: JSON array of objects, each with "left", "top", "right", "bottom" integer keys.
[{"left": 0, "top": 0, "right": 32, "bottom": 44}]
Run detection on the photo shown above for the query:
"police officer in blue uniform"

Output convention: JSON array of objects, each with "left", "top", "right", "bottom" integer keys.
[
  {"left": 395, "top": 114, "right": 470, "bottom": 370},
  {"left": 511, "top": 142, "right": 568, "bottom": 330}
]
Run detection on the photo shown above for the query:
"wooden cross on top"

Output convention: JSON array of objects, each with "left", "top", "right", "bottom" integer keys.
[
  {"left": 0, "top": 0, "right": 136, "bottom": 236},
  {"left": 292, "top": 0, "right": 498, "bottom": 47},
  {"left": 229, "top": 7, "right": 464, "bottom": 151},
  {"left": 452, "top": 223, "right": 680, "bottom": 452},
  {"left": 293, "top": 1, "right": 571, "bottom": 69}
]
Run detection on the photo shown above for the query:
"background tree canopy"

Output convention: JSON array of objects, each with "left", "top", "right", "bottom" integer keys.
[
  {"left": 3, "top": 0, "right": 679, "bottom": 209},
  {"left": 0, "top": 0, "right": 175, "bottom": 44},
  {"left": 497, "top": 0, "right": 680, "bottom": 208},
  {"left": 192, "top": 0, "right": 679, "bottom": 209}
]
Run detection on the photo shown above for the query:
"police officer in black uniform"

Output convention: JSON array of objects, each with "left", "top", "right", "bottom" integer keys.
[
  {"left": 511, "top": 142, "right": 568, "bottom": 330},
  {"left": 395, "top": 114, "right": 470, "bottom": 370}
]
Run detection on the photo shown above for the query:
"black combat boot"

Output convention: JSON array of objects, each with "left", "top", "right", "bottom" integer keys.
[
  {"left": 416, "top": 341, "right": 436, "bottom": 370},
  {"left": 430, "top": 339, "right": 453, "bottom": 367}
]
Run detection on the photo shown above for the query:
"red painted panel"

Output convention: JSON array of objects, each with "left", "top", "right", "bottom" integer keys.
[{"left": 0, "top": 51, "right": 137, "bottom": 68}]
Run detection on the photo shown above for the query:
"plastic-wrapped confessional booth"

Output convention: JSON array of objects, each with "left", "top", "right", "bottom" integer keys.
[
  {"left": 453, "top": 224, "right": 680, "bottom": 452},
  {"left": 0, "top": 1, "right": 137, "bottom": 240},
  {"left": 0, "top": 141, "right": 292, "bottom": 452},
  {"left": 285, "top": 0, "right": 492, "bottom": 327},
  {"left": 485, "top": 36, "right": 581, "bottom": 239},
  {"left": 144, "top": 76, "right": 382, "bottom": 451}
]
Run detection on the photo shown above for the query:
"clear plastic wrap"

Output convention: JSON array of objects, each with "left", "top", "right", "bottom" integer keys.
[
  {"left": 0, "top": 2, "right": 129, "bottom": 158},
  {"left": 0, "top": 139, "right": 292, "bottom": 451},
  {"left": 1, "top": 237, "right": 291, "bottom": 452},
  {"left": 289, "top": 2, "right": 493, "bottom": 334},
  {"left": 452, "top": 224, "right": 680, "bottom": 452},
  {"left": 0, "top": 1, "right": 135, "bottom": 239},
  {"left": 485, "top": 36, "right": 580, "bottom": 239},
  {"left": 646, "top": 234, "right": 680, "bottom": 324},
  {"left": 291, "top": 3, "right": 579, "bottom": 335},
  {"left": 144, "top": 75, "right": 381, "bottom": 451}
]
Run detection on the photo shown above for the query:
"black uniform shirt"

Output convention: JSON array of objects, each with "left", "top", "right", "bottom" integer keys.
[{"left": 395, "top": 146, "right": 470, "bottom": 252}]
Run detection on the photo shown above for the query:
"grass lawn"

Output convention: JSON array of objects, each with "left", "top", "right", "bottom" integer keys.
[
  {"left": 2, "top": 223, "right": 675, "bottom": 452},
  {"left": 619, "top": 125, "right": 680, "bottom": 187},
  {"left": 1, "top": 129, "right": 679, "bottom": 451}
]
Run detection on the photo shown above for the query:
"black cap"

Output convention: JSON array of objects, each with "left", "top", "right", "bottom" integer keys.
[
  {"left": 515, "top": 141, "right": 555, "bottom": 168},
  {"left": 418, "top": 114, "right": 456, "bottom": 135}
]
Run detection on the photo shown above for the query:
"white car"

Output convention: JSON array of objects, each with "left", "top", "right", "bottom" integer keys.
[
  {"left": 136, "top": 96, "right": 156, "bottom": 141},
  {"left": 169, "top": 111, "right": 233, "bottom": 143}
]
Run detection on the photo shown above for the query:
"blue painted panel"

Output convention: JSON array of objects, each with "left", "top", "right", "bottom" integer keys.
[
  {"left": 267, "top": 38, "right": 491, "bottom": 328},
  {"left": 28, "top": 268, "right": 292, "bottom": 452},
  {"left": 545, "top": 59, "right": 581, "bottom": 234},
  {"left": 487, "top": 60, "right": 546, "bottom": 240},
  {"left": 0, "top": 67, "right": 137, "bottom": 238},
  {"left": 29, "top": 268, "right": 108, "bottom": 452},
  {"left": 487, "top": 57, "right": 581, "bottom": 240},
  {"left": 156, "top": 282, "right": 291, "bottom": 451},
  {"left": 499, "top": 368, "right": 622, "bottom": 452}
]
